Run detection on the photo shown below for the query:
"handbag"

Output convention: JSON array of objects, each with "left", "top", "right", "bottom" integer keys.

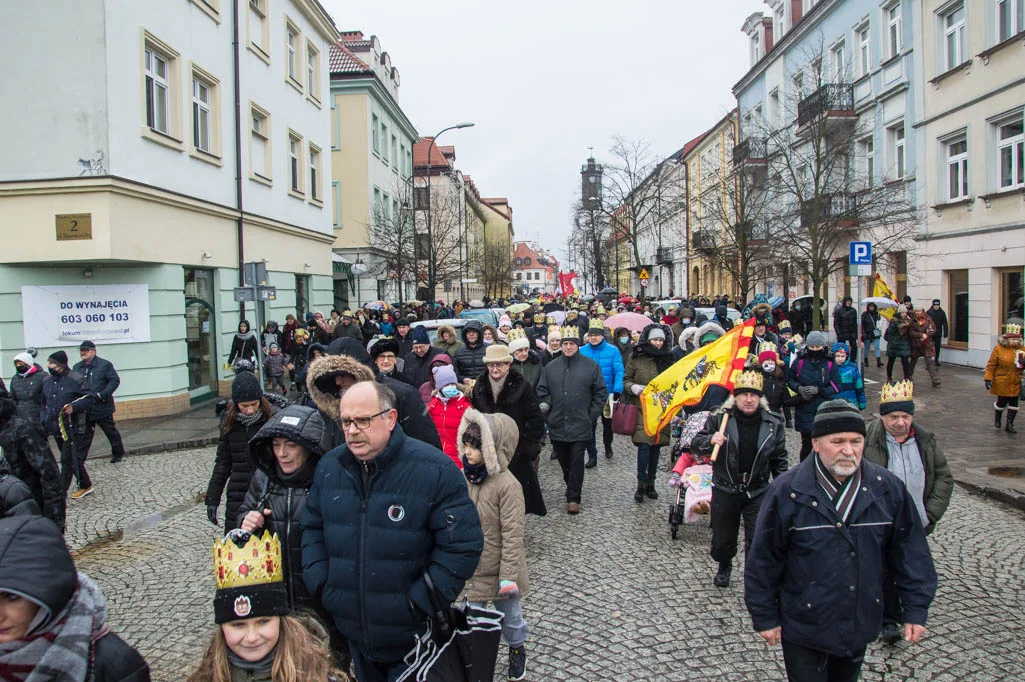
[{"left": 611, "top": 398, "right": 639, "bottom": 436}]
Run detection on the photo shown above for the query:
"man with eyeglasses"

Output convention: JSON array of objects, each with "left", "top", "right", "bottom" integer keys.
[{"left": 301, "top": 380, "right": 483, "bottom": 681}]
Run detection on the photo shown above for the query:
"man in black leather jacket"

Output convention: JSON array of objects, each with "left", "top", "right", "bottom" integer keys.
[
  {"left": 72, "top": 341, "right": 125, "bottom": 464},
  {"left": 691, "top": 369, "right": 788, "bottom": 588}
]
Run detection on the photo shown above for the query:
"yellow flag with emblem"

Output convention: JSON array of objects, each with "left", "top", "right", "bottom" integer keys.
[
  {"left": 640, "top": 318, "right": 756, "bottom": 437},
  {"left": 871, "top": 274, "right": 899, "bottom": 320}
]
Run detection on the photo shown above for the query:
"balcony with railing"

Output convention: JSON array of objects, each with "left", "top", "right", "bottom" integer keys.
[
  {"left": 800, "top": 193, "right": 858, "bottom": 229},
  {"left": 732, "top": 137, "right": 767, "bottom": 166},
  {"left": 737, "top": 221, "right": 769, "bottom": 245},
  {"left": 691, "top": 229, "right": 715, "bottom": 250},
  {"left": 655, "top": 246, "right": 671, "bottom": 265},
  {"left": 797, "top": 84, "right": 856, "bottom": 131}
]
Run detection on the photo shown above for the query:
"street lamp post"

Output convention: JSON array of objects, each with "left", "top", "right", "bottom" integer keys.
[{"left": 421, "top": 123, "right": 474, "bottom": 310}]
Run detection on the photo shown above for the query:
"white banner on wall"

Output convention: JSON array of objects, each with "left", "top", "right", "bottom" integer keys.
[{"left": 21, "top": 284, "right": 152, "bottom": 347}]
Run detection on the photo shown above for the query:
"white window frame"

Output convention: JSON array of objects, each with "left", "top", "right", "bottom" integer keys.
[
  {"left": 885, "top": 2, "right": 902, "bottom": 60},
  {"left": 996, "top": 0, "right": 1025, "bottom": 43},
  {"left": 381, "top": 122, "right": 389, "bottom": 166},
  {"left": 994, "top": 111, "right": 1024, "bottom": 190},
  {"left": 145, "top": 48, "right": 170, "bottom": 135},
  {"left": 887, "top": 123, "right": 906, "bottom": 180},
  {"left": 142, "top": 31, "right": 182, "bottom": 150},
  {"left": 246, "top": 0, "right": 270, "bottom": 63},
  {"left": 371, "top": 114, "right": 380, "bottom": 154},
  {"left": 830, "top": 39, "right": 847, "bottom": 81},
  {"left": 941, "top": 2, "right": 967, "bottom": 71},
  {"left": 309, "top": 143, "right": 322, "bottom": 205},
  {"left": 391, "top": 134, "right": 398, "bottom": 169},
  {"left": 944, "top": 133, "right": 969, "bottom": 201},
  {"left": 857, "top": 23, "right": 872, "bottom": 77},
  {"left": 859, "top": 136, "right": 875, "bottom": 188},
  {"left": 188, "top": 0, "right": 220, "bottom": 23},
  {"left": 249, "top": 102, "right": 272, "bottom": 184},
  {"left": 306, "top": 40, "right": 320, "bottom": 104},
  {"left": 288, "top": 131, "right": 304, "bottom": 197},
  {"left": 190, "top": 64, "right": 221, "bottom": 163}
]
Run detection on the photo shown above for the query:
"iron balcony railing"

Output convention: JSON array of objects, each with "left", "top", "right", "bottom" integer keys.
[
  {"left": 797, "top": 84, "right": 855, "bottom": 128},
  {"left": 800, "top": 193, "right": 858, "bottom": 228},
  {"left": 732, "top": 137, "right": 767, "bottom": 165}
]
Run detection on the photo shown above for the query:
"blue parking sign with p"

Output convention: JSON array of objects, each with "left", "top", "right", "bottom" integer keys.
[{"left": 850, "top": 241, "right": 872, "bottom": 265}]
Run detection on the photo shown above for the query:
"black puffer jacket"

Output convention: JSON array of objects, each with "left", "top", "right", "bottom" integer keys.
[
  {"left": 40, "top": 368, "right": 91, "bottom": 439},
  {"left": 9, "top": 365, "right": 46, "bottom": 432},
  {"left": 0, "top": 516, "right": 150, "bottom": 681},
  {"left": 403, "top": 346, "right": 444, "bottom": 387},
  {"left": 71, "top": 356, "right": 120, "bottom": 419},
  {"left": 691, "top": 400, "right": 788, "bottom": 497},
  {"left": 205, "top": 406, "right": 272, "bottom": 534},
  {"left": 0, "top": 397, "right": 64, "bottom": 531},
  {"left": 240, "top": 406, "right": 330, "bottom": 611},
  {"left": 0, "top": 458, "right": 41, "bottom": 518},
  {"left": 453, "top": 320, "right": 487, "bottom": 382},
  {"left": 833, "top": 303, "right": 859, "bottom": 340}
]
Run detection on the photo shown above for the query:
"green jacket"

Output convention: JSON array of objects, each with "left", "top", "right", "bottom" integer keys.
[
  {"left": 862, "top": 419, "right": 953, "bottom": 534},
  {"left": 885, "top": 317, "right": 911, "bottom": 357}
]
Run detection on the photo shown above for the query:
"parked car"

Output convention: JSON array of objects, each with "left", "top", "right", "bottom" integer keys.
[
  {"left": 458, "top": 308, "right": 500, "bottom": 327},
  {"left": 695, "top": 307, "right": 742, "bottom": 325},
  {"left": 411, "top": 318, "right": 468, "bottom": 345}
]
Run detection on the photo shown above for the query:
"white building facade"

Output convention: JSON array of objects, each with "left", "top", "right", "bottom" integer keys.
[{"left": 0, "top": 0, "right": 338, "bottom": 414}]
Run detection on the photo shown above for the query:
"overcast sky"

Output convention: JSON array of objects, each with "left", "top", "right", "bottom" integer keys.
[{"left": 319, "top": 0, "right": 763, "bottom": 265}]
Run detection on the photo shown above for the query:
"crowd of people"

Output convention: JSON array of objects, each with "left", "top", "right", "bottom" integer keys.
[{"left": 0, "top": 288, "right": 1019, "bottom": 681}]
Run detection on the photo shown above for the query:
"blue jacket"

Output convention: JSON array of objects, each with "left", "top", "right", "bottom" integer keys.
[
  {"left": 301, "top": 425, "right": 483, "bottom": 663},
  {"left": 579, "top": 339, "right": 624, "bottom": 397},
  {"left": 785, "top": 352, "right": 838, "bottom": 433},
  {"left": 745, "top": 456, "right": 937, "bottom": 658},
  {"left": 833, "top": 362, "right": 867, "bottom": 410},
  {"left": 71, "top": 356, "right": 120, "bottom": 419}
]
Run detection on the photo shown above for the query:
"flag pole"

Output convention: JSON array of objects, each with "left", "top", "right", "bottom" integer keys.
[{"left": 709, "top": 413, "right": 730, "bottom": 462}]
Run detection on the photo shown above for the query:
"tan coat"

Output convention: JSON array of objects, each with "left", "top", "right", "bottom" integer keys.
[
  {"left": 985, "top": 338, "right": 1024, "bottom": 397},
  {"left": 456, "top": 409, "right": 529, "bottom": 601}
]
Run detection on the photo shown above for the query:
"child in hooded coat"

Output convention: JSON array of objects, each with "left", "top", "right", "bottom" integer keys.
[{"left": 457, "top": 409, "right": 530, "bottom": 681}]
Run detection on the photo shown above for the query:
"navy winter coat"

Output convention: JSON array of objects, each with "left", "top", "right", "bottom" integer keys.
[
  {"left": 72, "top": 356, "right": 120, "bottom": 419},
  {"left": 745, "top": 456, "right": 937, "bottom": 658},
  {"left": 535, "top": 352, "right": 606, "bottom": 443},
  {"left": 785, "top": 352, "right": 838, "bottom": 433},
  {"left": 301, "top": 426, "right": 483, "bottom": 663},
  {"left": 40, "top": 369, "right": 91, "bottom": 439}
]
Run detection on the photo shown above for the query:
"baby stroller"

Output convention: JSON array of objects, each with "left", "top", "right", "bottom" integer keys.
[{"left": 667, "top": 410, "right": 712, "bottom": 540}]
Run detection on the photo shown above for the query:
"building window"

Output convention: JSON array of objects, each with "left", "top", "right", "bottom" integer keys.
[
  {"left": 400, "top": 143, "right": 408, "bottom": 176},
  {"left": 947, "top": 269, "right": 969, "bottom": 346},
  {"left": 857, "top": 24, "right": 871, "bottom": 76},
  {"left": 889, "top": 123, "right": 906, "bottom": 179},
  {"left": 285, "top": 19, "right": 301, "bottom": 87},
  {"left": 945, "top": 135, "right": 969, "bottom": 201},
  {"left": 941, "top": 3, "right": 967, "bottom": 71},
  {"left": 859, "top": 136, "right": 875, "bottom": 188},
  {"left": 515, "top": 272, "right": 522, "bottom": 280},
  {"left": 1001, "top": 268, "right": 1024, "bottom": 324},
  {"left": 190, "top": 67, "right": 220, "bottom": 159},
  {"left": 997, "top": 0, "right": 1025, "bottom": 42},
  {"left": 247, "top": 0, "right": 269, "bottom": 62},
  {"left": 306, "top": 41, "right": 320, "bottom": 103},
  {"left": 145, "top": 47, "right": 170, "bottom": 134},
  {"left": 371, "top": 114, "right": 379, "bottom": 154},
  {"left": 886, "top": 3, "right": 902, "bottom": 59},
  {"left": 391, "top": 135, "right": 398, "bottom": 168},
  {"left": 830, "top": 40, "right": 846, "bottom": 81},
  {"left": 792, "top": 72, "right": 804, "bottom": 97},
  {"left": 309, "top": 144, "right": 322, "bottom": 203},
  {"left": 189, "top": 0, "right": 221, "bottom": 22},
  {"left": 769, "top": 88, "right": 781, "bottom": 123},
  {"left": 288, "top": 131, "right": 303, "bottom": 195},
  {"left": 996, "top": 113, "right": 1024, "bottom": 190},
  {"left": 332, "top": 181, "right": 341, "bottom": 227},
  {"left": 381, "top": 124, "right": 389, "bottom": 165},
  {"left": 249, "top": 103, "right": 271, "bottom": 182}
]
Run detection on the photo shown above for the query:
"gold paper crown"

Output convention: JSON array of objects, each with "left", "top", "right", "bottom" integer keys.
[
  {"left": 734, "top": 369, "right": 764, "bottom": 393},
  {"left": 880, "top": 379, "right": 914, "bottom": 404},
  {"left": 560, "top": 325, "right": 581, "bottom": 341},
  {"left": 596, "top": 305, "right": 606, "bottom": 314},
  {"left": 588, "top": 318, "right": 605, "bottom": 331},
  {"left": 545, "top": 315, "right": 557, "bottom": 326},
  {"left": 1004, "top": 323, "right": 1023, "bottom": 337},
  {"left": 507, "top": 328, "right": 526, "bottom": 342},
  {"left": 757, "top": 341, "right": 779, "bottom": 359},
  {"left": 214, "top": 531, "right": 283, "bottom": 590}
]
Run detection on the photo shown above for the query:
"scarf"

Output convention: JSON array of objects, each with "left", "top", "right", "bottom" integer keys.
[
  {"left": 0, "top": 573, "right": 108, "bottom": 682},
  {"left": 462, "top": 458, "right": 488, "bottom": 484},
  {"left": 814, "top": 454, "right": 862, "bottom": 523},
  {"left": 497, "top": 329, "right": 509, "bottom": 342},
  {"left": 227, "top": 644, "right": 277, "bottom": 676},
  {"left": 235, "top": 409, "right": 264, "bottom": 428},
  {"left": 488, "top": 373, "right": 508, "bottom": 401},
  {"left": 276, "top": 458, "right": 317, "bottom": 488}
]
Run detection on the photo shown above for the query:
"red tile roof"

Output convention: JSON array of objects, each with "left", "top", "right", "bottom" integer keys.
[
  {"left": 413, "top": 138, "right": 453, "bottom": 170},
  {"left": 329, "top": 43, "right": 370, "bottom": 74}
]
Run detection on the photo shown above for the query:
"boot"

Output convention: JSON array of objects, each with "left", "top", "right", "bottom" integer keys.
[
  {"left": 1007, "top": 412, "right": 1018, "bottom": 434},
  {"left": 863, "top": 357, "right": 869, "bottom": 367},
  {"left": 713, "top": 560, "right": 732, "bottom": 588},
  {"left": 604, "top": 444, "right": 614, "bottom": 460},
  {"left": 877, "top": 358, "right": 884, "bottom": 367},
  {"left": 634, "top": 482, "right": 646, "bottom": 503},
  {"left": 508, "top": 644, "right": 527, "bottom": 681},
  {"left": 645, "top": 480, "right": 659, "bottom": 500},
  {"left": 995, "top": 410, "right": 1003, "bottom": 429}
]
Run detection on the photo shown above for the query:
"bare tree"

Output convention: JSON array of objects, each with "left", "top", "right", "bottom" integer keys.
[
  {"left": 480, "top": 237, "right": 512, "bottom": 300},
  {"left": 414, "top": 173, "right": 465, "bottom": 302},
  {"left": 743, "top": 44, "right": 919, "bottom": 329},
  {"left": 568, "top": 199, "right": 612, "bottom": 292},
  {"left": 365, "top": 180, "right": 416, "bottom": 307}
]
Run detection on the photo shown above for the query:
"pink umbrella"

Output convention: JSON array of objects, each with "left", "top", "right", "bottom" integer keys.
[{"left": 603, "top": 312, "right": 652, "bottom": 333}]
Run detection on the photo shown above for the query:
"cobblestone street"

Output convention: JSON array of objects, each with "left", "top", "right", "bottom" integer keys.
[{"left": 70, "top": 430, "right": 1025, "bottom": 681}]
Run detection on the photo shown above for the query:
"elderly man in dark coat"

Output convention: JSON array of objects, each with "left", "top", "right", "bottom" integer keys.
[{"left": 72, "top": 340, "right": 125, "bottom": 464}]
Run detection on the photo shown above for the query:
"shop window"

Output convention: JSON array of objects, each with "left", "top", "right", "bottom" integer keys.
[
  {"left": 947, "top": 269, "right": 969, "bottom": 346},
  {"left": 1000, "top": 268, "right": 1024, "bottom": 324}
]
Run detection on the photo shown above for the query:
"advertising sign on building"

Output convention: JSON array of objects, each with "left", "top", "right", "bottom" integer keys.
[{"left": 21, "top": 284, "right": 152, "bottom": 347}]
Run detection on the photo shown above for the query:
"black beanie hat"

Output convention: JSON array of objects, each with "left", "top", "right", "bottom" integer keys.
[
  {"left": 232, "top": 371, "right": 263, "bottom": 404},
  {"left": 48, "top": 350, "right": 68, "bottom": 366},
  {"left": 811, "top": 399, "right": 867, "bottom": 438}
]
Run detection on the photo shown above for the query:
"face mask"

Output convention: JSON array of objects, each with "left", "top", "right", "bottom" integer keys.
[
  {"left": 761, "top": 362, "right": 776, "bottom": 373},
  {"left": 619, "top": 336, "right": 630, "bottom": 345},
  {"left": 441, "top": 385, "right": 461, "bottom": 399},
  {"left": 48, "top": 367, "right": 62, "bottom": 376},
  {"left": 681, "top": 318, "right": 691, "bottom": 325},
  {"left": 807, "top": 347, "right": 825, "bottom": 358}
]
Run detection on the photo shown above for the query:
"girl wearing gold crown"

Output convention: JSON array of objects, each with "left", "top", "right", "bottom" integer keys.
[
  {"left": 188, "top": 530, "right": 348, "bottom": 682},
  {"left": 985, "top": 323, "right": 1024, "bottom": 434}
]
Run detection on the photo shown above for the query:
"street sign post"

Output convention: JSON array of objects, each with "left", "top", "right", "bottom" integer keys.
[
  {"left": 232, "top": 273, "right": 277, "bottom": 386},
  {"left": 638, "top": 268, "right": 650, "bottom": 288},
  {"left": 849, "top": 242, "right": 872, "bottom": 363}
]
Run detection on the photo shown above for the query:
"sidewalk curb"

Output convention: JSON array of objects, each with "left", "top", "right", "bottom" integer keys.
[
  {"left": 953, "top": 479, "right": 1025, "bottom": 512},
  {"left": 123, "top": 436, "right": 220, "bottom": 457}
]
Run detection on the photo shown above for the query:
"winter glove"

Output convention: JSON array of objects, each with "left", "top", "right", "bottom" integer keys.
[
  {"left": 612, "top": 392, "right": 622, "bottom": 401},
  {"left": 498, "top": 580, "right": 519, "bottom": 597},
  {"left": 631, "top": 384, "right": 644, "bottom": 396},
  {"left": 797, "top": 385, "right": 819, "bottom": 400},
  {"left": 535, "top": 338, "right": 548, "bottom": 351},
  {"left": 539, "top": 402, "right": 550, "bottom": 414},
  {"left": 206, "top": 505, "right": 218, "bottom": 526},
  {"left": 668, "top": 472, "right": 682, "bottom": 489},
  {"left": 985, "top": 380, "right": 992, "bottom": 390}
]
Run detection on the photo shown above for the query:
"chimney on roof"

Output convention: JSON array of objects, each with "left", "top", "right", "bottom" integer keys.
[{"left": 339, "top": 31, "right": 364, "bottom": 42}]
